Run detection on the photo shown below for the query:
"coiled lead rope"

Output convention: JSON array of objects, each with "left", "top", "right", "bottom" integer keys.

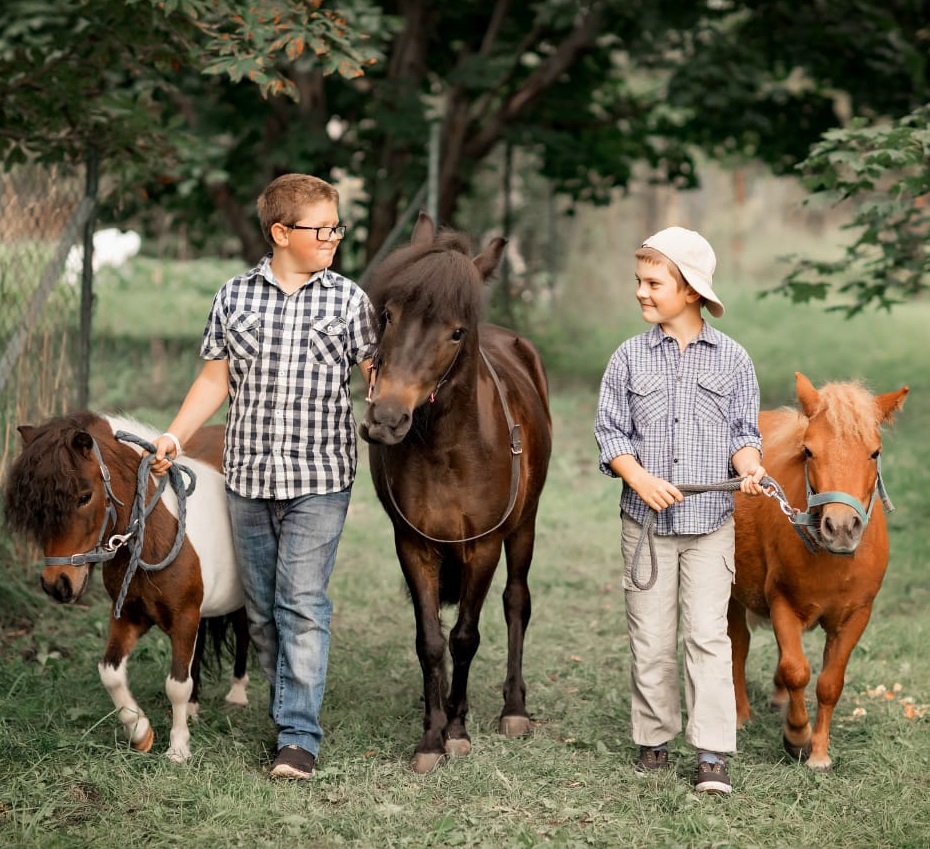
[{"left": 111, "top": 431, "right": 197, "bottom": 618}]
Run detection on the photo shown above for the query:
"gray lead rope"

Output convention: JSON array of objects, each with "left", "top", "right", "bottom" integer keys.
[
  {"left": 111, "top": 431, "right": 197, "bottom": 618},
  {"left": 629, "top": 477, "right": 760, "bottom": 591}
]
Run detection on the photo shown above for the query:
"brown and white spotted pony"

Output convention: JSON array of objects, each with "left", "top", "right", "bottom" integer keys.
[{"left": 3, "top": 412, "right": 249, "bottom": 762}]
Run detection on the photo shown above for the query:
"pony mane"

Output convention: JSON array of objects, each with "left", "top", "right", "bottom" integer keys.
[
  {"left": 764, "top": 380, "right": 886, "bottom": 464},
  {"left": 368, "top": 229, "right": 484, "bottom": 332},
  {"left": 2, "top": 411, "right": 106, "bottom": 544},
  {"left": 807, "top": 381, "right": 887, "bottom": 442}
]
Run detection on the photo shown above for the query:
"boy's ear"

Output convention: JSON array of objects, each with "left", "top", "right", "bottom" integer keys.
[
  {"left": 270, "top": 222, "right": 290, "bottom": 247},
  {"left": 684, "top": 284, "right": 702, "bottom": 305}
]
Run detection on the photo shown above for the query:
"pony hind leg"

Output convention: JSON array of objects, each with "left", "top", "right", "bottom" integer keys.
[
  {"left": 727, "top": 597, "right": 753, "bottom": 728},
  {"left": 498, "top": 523, "right": 535, "bottom": 738},
  {"left": 98, "top": 618, "right": 154, "bottom": 753},
  {"left": 224, "top": 606, "right": 251, "bottom": 707}
]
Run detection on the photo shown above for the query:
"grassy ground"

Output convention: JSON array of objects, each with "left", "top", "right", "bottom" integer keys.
[{"left": 1, "top": 254, "right": 929, "bottom": 848}]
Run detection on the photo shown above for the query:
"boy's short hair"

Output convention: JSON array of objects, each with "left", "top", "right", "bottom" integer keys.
[
  {"left": 257, "top": 173, "right": 340, "bottom": 245},
  {"left": 635, "top": 246, "right": 688, "bottom": 289}
]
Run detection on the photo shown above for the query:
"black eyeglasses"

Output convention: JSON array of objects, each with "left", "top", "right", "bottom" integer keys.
[{"left": 285, "top": 223, "right": 348, "bottom": 241}]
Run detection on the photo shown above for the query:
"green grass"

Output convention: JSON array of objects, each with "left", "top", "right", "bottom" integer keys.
[{"left": 2, "top": 256, "right": 930, "bottom": 847}]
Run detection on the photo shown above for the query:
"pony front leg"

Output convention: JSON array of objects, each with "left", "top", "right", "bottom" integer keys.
[
  {"left": 770, "top": 602, "right": 812, "bottom": 760},
  {"left": 809, "top": 607, "right": 874, "bottom": 771},
  {"left": 401, "top": 546, "right": 450, "bottom": 774},
  {"left": 164, "top": 614, "right": 200, "bottom": 763},
  {"left": 445, "top": 549, "right": 499, "bottom": 756},
  {"left": 98, "top": 618, "right": 153, "bottom": 752}
]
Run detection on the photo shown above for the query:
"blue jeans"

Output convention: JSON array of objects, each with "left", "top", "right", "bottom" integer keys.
[{"left": 226, "top": 486, "right": 351, "bottom": 756}]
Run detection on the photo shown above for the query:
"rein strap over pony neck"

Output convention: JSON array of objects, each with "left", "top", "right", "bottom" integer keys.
[{"left": 384, "top": 348, "right": 523, "bottom": 545}]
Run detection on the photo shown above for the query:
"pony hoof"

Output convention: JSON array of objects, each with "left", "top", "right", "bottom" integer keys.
[
  {"left": 411, "top": 752, "right": 446, "bottom": 774},
  {"left": 499, "top": 715, "right": 531, "bottom": 738},
  {"left": 131, "top": 725, "right": 155, "bottom": 753},
  {"left": 166, "top": 748, "right": 191, "bottom": 764},
  {"left": 806, "top": 754, "right": 833, "bottom": 772},
  {"left": 444, "top": 737, "right": 472, "bottom": 757},
  {"left": 782, "top": 734, "right": 812, "bottom": 762}
]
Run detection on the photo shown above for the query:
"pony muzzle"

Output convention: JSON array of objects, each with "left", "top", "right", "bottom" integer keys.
[{"left": 41, "top": 563, "right": 90, "bottom": 604}]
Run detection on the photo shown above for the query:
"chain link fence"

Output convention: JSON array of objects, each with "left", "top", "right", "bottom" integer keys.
[{"left": 0, "top": 161, "right": 90, "bottom": 481}]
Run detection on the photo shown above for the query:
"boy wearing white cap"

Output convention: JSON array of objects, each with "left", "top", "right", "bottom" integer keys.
[{"left": 594, "top": 226, "right": 766, "bottom": 794}]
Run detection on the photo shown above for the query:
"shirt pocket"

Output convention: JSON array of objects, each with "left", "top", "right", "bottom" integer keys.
[
  {"left": 695, "top": 371, "right": 734, "bottom": 422},
  {"left": 629, "top": 372, "right": 667, "bottom": 429},
  {"left": 308, "top": 315, "right": 347, "bottom": 366},
  {"left": 227, "top": 311, "right": 263, "bottom": 360}
]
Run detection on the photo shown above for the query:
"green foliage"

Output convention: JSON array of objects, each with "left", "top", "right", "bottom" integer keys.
[
  {"left": 776, "top": 105, "right": 930, "bottom": 315},
  {"left": 0, "top": 0, "right": 386, "bottom": 168}
]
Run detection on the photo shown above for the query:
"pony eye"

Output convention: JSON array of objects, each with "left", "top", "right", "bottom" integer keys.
[
  {"left": 871, "top": 449, "right": 881, "bottom": 460},
  {"left": 451, "top": 327, "right": 466, "bottom": 342},
  {"left": 383, "top": 309, "right": 393, "bottom": 325},
  {"left": 78, "top": 491, "right": 92, "bottom": 507},
  {"left": 802, "top": 446, "right": 813, "bottom": 458}
]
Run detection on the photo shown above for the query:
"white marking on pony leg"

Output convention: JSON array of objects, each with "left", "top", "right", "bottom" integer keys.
[
  {"left": 98, "top": 659, "right": 152, "bottom": 750},
  {"left": 224, "top": 673, "right": 249, "bottom": 707},
  {"left": 187, "top": 701, "right": 200, "bottom": 721},
  {"left": 165, "top": 675, "right": 193, "bottom": 763}
]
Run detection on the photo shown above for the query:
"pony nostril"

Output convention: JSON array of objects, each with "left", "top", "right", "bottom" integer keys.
[
  {"left": 851, "top": 515, "right": 863, "bottom": 535},
  {"left": 823, "top": 516, "right": 835, "bottom": 538}
]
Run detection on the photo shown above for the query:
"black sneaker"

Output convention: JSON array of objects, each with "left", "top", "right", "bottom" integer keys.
[
  {"left": 695, "top": 757, "right": 732, "bottom": 795},
  {"left": 635, "top": 746, "right": 670, "bottom": 775},
  {"left": 270, "top": 744, "right": 316, "bottom": 780}
]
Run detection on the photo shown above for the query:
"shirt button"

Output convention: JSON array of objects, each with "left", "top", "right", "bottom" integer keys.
[
  {"left": 673, "top": 458, "right": 679, "bottom": 463},
  {"left": 674, "top": 417, "right": 679, "bottom": 423}
]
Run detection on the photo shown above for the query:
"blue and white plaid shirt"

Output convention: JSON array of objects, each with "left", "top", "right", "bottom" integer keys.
[
  {"left": 201, "top": 255, "right": 377, "bottom": 499},
  {"left": 594, "top": 322, "right": 762, "bottom": 535}
]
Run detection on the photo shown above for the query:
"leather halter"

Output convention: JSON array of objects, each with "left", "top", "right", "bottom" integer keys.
[
  {"left": 44, "top": 439, "right": 126, "bottom": 568},
  {"left": 381, "top": 347, "right": 523, "bottom": 545},
  {"left": 44, "top": 431, "right": 197, "bottom": 618},
  {"left": 790, "top": 454, "right": 894, "bottom": 552}
]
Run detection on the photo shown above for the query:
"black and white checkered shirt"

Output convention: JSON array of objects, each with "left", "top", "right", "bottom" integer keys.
[
  {"left": 201, "top": 255, "right": 377, "bottom": 499},
  {"left": 595, "top": 323, "right": 762, "bottom": 535}
]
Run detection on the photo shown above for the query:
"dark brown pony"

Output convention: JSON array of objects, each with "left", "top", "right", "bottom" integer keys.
[
  {"left": 2, "top": 412, "right": 249, "bottom": 762},
  {"left": 730, "top": 372, "right": 908, "bottom": 769},
  {"left": 359, "top": 213, "right": 552, "bottom": 773}
]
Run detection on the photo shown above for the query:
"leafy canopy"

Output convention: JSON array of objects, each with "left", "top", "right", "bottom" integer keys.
[{"left": 776, "top": 106, "right": 930, "bottom": 316}]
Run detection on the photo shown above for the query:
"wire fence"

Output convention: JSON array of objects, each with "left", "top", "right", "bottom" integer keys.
[{"left": 0, "top": 161, "right": 90, "bottom": 481}]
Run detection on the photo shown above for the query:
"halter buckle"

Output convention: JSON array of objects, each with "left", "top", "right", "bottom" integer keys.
[{"left": 106, "top": 532, "right": 131, "bottom": 551}]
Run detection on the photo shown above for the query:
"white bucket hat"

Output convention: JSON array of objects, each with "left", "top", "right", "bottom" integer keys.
[{"left": 641, "top": 226, "right": 724, "bottom": 318}]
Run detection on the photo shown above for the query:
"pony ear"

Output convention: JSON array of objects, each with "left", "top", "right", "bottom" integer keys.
[
  {"left": 473, "top": 237, "right": 507, "bottom": 280},
  {"left": 411, "top": 211, "right": 435, "bottom": 246},
  {"left": 795, "top": 372, "right": 820, "bottom": 418},
  {"left": 17, "top": 425, "right": 37, "bottom": 444},
  {"left": 876, "top": 386, "right": 909, "bottom": 423},
  {"left": 71, "top": 430, "right": 94, "bottom": 456}
]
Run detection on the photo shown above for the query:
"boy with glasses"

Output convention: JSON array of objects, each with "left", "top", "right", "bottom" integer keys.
[
  {"left": 594, "top": 226, "right": 766, "bottom": 794},
  {"left": 151, "top": 173, "right": 377, "bottom": 779}
]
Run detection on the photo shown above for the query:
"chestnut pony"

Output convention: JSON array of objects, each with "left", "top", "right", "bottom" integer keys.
[
  {"left": 730, "top": 372, "right": 908, "bottom": 769},
  {"left": 360, "top": 213, "right": 552, "bottom": 773},
  {"left": 3, "top": 412, "right": 249, "bottom": 762}
]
